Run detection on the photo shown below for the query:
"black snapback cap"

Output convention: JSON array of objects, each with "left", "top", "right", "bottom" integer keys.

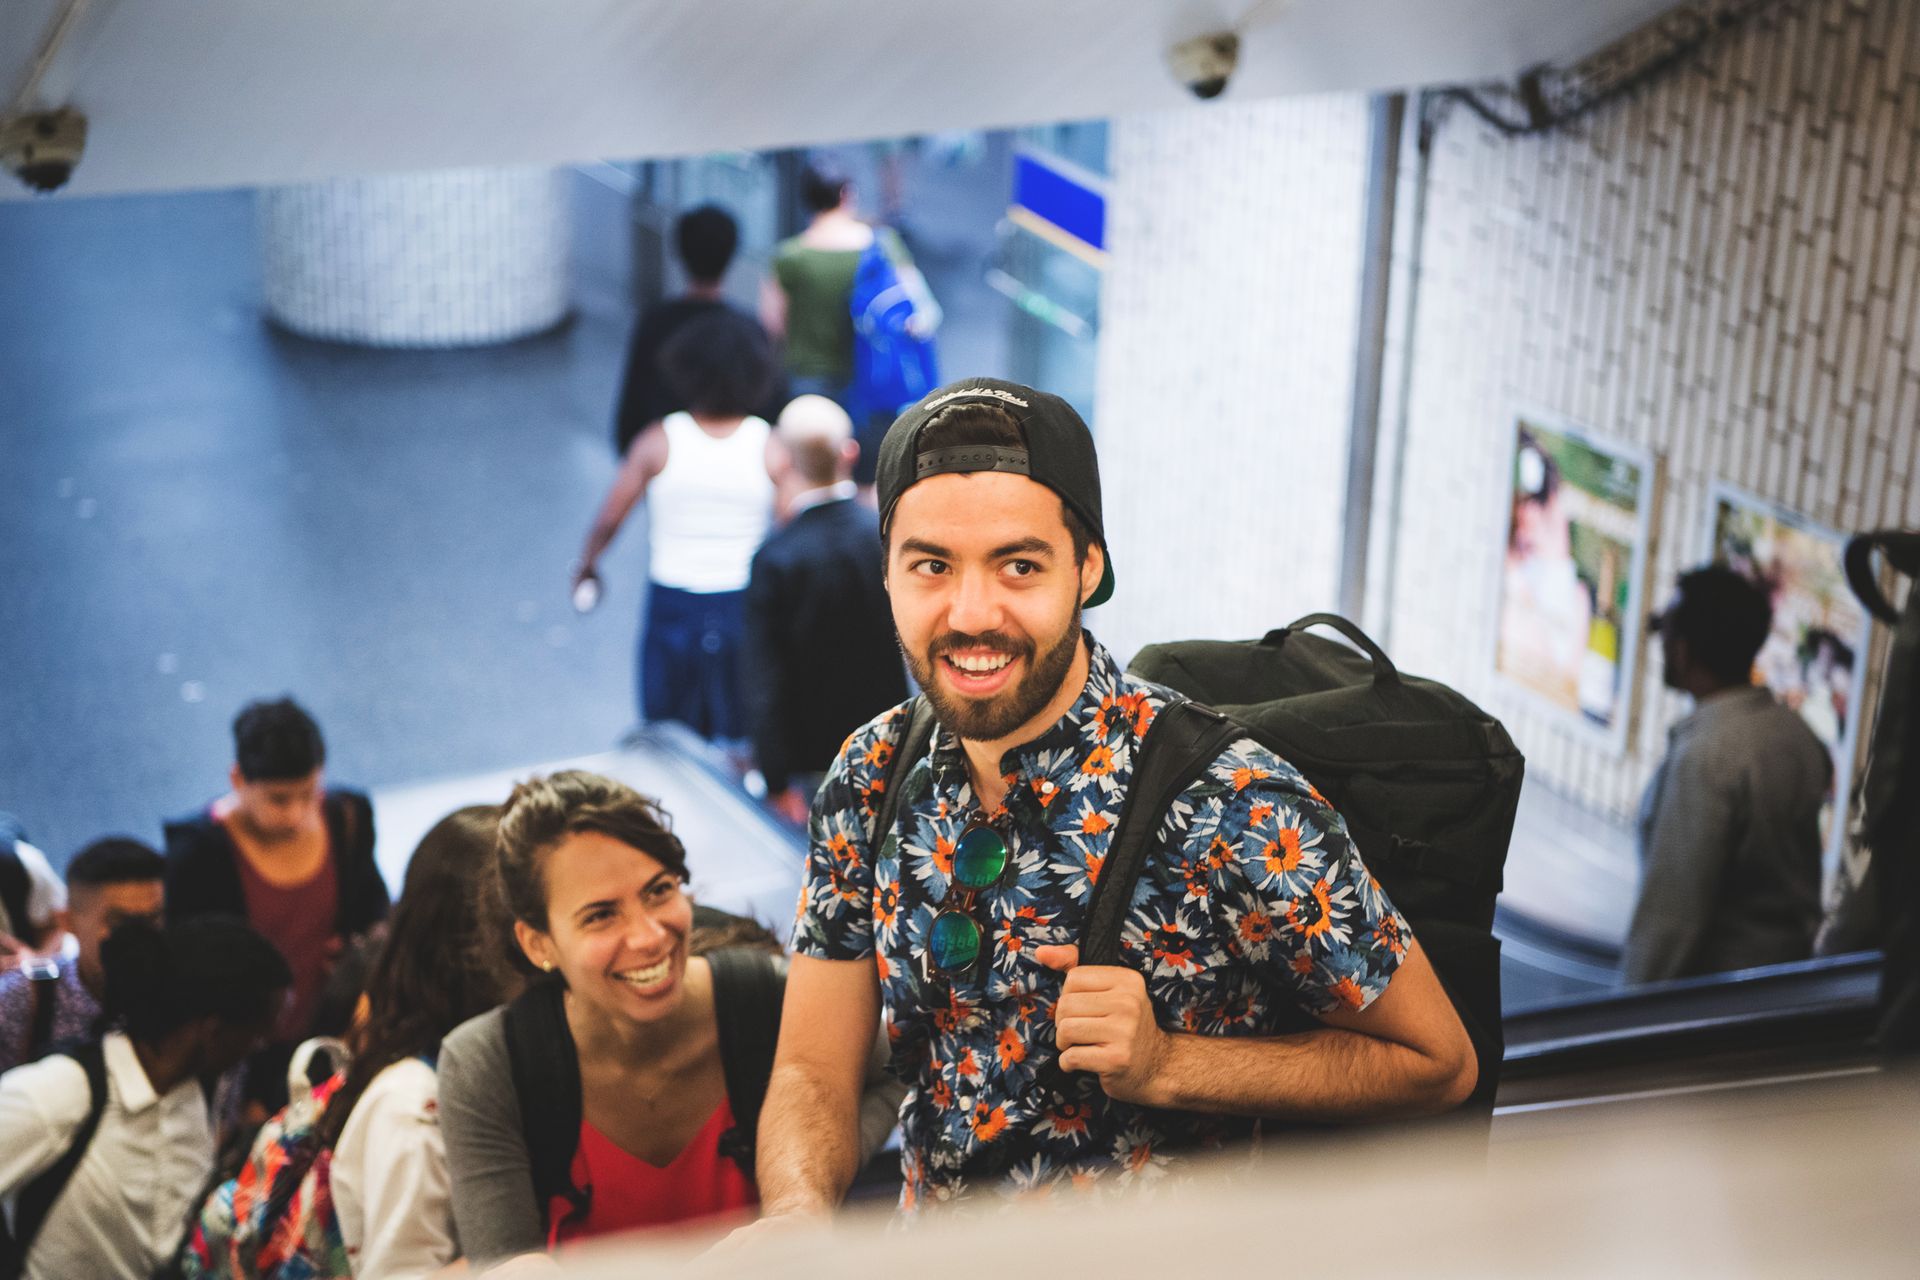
[{"left": 876, "top": 377, "right": 1112, "bottom": 607}]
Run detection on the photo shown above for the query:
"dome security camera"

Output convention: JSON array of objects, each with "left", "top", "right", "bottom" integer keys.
[
  {"left": 1167, "top": 32, "right": 1240, "bottom": 100},
  {"left": 1, "top": 108, "right": 88, "bottom": 193}
]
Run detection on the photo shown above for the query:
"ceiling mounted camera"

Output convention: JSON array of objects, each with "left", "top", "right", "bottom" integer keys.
[
  {"left": 1, "top": 108, "right": 88, "bottom": 193},
  {"left": 1168, "top": 32, "right": 1241, "bottom": 100}
]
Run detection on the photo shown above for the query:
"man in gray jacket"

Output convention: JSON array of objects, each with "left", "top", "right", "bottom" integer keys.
[{"left": 1625, "top": 565, "right": 1833, "bottom": 983}]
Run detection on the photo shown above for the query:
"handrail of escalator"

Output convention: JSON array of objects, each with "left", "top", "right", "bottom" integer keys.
[{"left": 1502, "top": 950, "right": 1883, "bottom": 1077}]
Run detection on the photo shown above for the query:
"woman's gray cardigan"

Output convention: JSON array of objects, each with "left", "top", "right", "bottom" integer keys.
[{"left": 438, "top": 989, "right": 903, "bottom": 1268}]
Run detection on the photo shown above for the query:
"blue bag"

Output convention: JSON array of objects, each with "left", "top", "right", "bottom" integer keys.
[{"left": 849, "top": 228, "right": 941, "bottom": 421}]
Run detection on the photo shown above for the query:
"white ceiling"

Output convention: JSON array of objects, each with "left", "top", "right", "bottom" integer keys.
[{"left": 1, "top": 0, "right": 1683, "bottom": 200}]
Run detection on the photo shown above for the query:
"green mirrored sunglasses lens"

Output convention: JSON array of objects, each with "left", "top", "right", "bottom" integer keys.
[
  {"left": 928, "top": 909, "right": 983, "bottom": 973},
  {"left": 952, "top": 824, "right": 1009, "bottom": 890}
]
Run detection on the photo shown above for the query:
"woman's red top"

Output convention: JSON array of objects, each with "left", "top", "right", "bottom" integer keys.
[{"left": 549, "top": 1099, "right": 758, "bottom": 1246}]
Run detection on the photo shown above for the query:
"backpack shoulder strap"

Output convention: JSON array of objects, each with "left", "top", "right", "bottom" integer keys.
[
  {"left": 501, "top": 978, "right": 584, "bottom": 1229},
  {"left": 865, "top": 697, "right": 936, "bottom": 856},
  {"left": 5, "top": 1040, "right": 110, "bottom": 1270},
  {"left": 1081, "top": 699, "right": 1243, "bottom": 967},
  {"left": 705, "top": 947, "right": 786, "bottom": 1176},
  {"left": 24, "top": 971, "right": 58, "bottom": 1063}
]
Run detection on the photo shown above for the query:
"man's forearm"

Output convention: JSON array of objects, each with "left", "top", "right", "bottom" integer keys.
[
  {"left": 754, "top": 1061, "right": 864, "bottom": 1215},
  {"left": 1141, "top": 1026, "right": 1473, "bottom": 1121}
]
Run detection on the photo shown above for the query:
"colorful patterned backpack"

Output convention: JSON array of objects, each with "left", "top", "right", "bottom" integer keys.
[{"left": 183, "top": 1042, "right": 351, "bottom": 1280}]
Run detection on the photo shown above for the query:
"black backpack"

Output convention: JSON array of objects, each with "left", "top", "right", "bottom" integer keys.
[
  {"left": 1126, "top": 614, "right": 1523, "bottom": 1110},
  {"left": 0, "top": 1040, "right": 111, "bottom": 1280},
  {"left": 1845, "top": 530, "right": 1920, "bottom": 1052},
  {"left": 869, "top": 614, "right": 1521, "bottom": 1115},
  {"left": 503, "top": 941, "right": 784, "bottom": 1233}
]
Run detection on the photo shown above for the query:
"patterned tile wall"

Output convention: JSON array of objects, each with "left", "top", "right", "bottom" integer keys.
[
  {"left": 258, "top": 167, "right": 572, "bottom": 348},
  {"left": 1092, "top": 95, "right": 1371, "bottom": 665},
  {"left": 1381, "top": 0, "right": 1920, "bottom": 822}
]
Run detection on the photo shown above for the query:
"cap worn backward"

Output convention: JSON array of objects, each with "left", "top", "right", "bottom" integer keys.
[{"left": 875, "top": 378, "right": 1114, "bottom": 608}]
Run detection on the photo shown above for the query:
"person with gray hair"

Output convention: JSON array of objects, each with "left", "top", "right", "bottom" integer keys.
[{"left": 744, "top": 396, "right": 909, "bottom": 825}]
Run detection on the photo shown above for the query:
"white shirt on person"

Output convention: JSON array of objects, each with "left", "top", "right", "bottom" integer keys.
[
  {"left": 648, "top": 411, "right": 774, "bottom": 593},
  {"left": 0, "top": 1031, "right": 213, "bottom": 1279},
  {"left": 330, "top": 1056, "right": 456, "bottom": 1280}
]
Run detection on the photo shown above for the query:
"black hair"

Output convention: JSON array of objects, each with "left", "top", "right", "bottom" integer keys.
[
  {"left": 659, "top": 309, "right": 775, "bottom": 419},
  {"left": 319, "top": 805, "right": 518, "bottom": 1147},
  {"left": 101, "top": 916, "right": 292, "bottom": 1044},
  {"left": 494, "top": 771, "right": 689, "bottom": 933},
  {"left": 233, "top": 697, "right": 326, "bottom": 782},
  {"left": 66, "top": 837, "right": 165, "bottom": 891},
  {"left": 904, "top": 402, "right": 1094, "bottom": 563},
  {"left": 1666, "top": 564, "right": 1774, "bottom": 686},
  {"left": 800, "top": 163, "right": 851, "bottom": 213},
  {"left": 675, "top": 204, "right": 739, "bottom": 283}
]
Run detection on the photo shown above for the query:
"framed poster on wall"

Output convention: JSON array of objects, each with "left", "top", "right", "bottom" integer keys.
[
  {"left": 1704, "top": 485, "right": 1872, "bottom": 870},
  {"left": 1493, "top": 411, "right": 1655, "bottom": 753}
]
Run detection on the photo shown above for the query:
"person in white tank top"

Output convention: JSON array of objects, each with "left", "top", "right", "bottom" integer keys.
[{"left": 574, "top": 310, "right": 785, "bottom": 739}]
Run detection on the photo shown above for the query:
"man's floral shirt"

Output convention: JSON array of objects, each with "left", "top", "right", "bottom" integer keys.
[{"left": 791, "top": 638, "right": 1410, "bottom": 1208}]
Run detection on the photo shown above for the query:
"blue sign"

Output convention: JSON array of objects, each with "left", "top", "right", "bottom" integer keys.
[{"left": 1012, "top": 149, "right": 1107, "bottom": 265}]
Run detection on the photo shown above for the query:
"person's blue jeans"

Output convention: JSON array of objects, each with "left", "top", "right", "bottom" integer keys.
[{"left": 640, "top": 582, "right": 748, "bottom": 741}]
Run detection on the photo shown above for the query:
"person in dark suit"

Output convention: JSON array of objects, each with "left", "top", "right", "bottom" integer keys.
[{"left": 744, "top": 396, "right": 909, "bottom": 825}]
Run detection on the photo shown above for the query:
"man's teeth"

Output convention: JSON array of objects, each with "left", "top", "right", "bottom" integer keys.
[
  {"left": 616, "top": 958, "right": 672, "bottom": 988},
  {"left": 948, "top": 653, "right": 1013, "bottom": 673}
]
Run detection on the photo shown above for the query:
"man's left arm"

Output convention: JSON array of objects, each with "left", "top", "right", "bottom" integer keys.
[
  {"left": 1041, "top": 764, "right": 1476, "bottom": 1120},
  {"left": 1041, "top": 936, "right": 1475, "bottom": 1120}
]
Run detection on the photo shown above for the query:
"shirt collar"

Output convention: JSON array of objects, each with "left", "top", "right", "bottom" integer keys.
[
  {"left": 1672, "top": 684, "right": 1774, "bottom": 741},
  {"left": 103, "top": 1031, "right": 161, "bottom": 1113},
  {"left": 927, "top": 633, "right": 1126, "bottom": 810},
  {"left": 788, "top": 480, "right": 858, "bottom": 517}
]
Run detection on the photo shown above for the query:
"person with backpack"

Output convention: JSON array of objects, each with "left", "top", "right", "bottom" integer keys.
[
  {"left": 760, "top": 161, "right": 935, "bottom": 489},
  {"left": 0, "top": 838, "right": 165, "bottom": 1075},
  {"left": 0, "top": 916, "right": 290, "bottom": 1279},
  {"left": 436, "top": 771, "right": 898, "bottom": 1268},
  {"left": 164, "top": 697, "right": 390, "bottom": 1115},
  {"left": 740, "top": 379, "right": 1477, "bottom": 1220},
  {"left": 185, "top": 805, "right": 519, "bottom": 1280}
]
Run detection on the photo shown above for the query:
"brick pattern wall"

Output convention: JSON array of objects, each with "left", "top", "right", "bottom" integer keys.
[
  {"left": 1091, "top": 94, "right": 1371, "bottom": 664},
  {"left": 1381, "top": 0, "right": 1920, "bottom": 823},
  {"left": 259, "top": 167, "right": 571, "bottom": 348}
]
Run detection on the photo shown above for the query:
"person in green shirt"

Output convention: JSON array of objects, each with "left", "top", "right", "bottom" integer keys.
[
  {"left": 761, "top": 163, "right": 872, "bottom": 402},
  {"left": 763, "top": 163, "right": 934, "bottom": 489}
]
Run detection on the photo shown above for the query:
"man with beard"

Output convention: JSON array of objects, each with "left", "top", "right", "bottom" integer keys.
[{"left": 745, "top": 379, "right": 1476, "bottom": 1217}]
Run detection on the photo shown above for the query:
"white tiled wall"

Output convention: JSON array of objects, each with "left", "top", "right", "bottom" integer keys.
[
  {"left": 1381, "top": 0, "right": 1920, "bottom": 821},
  {"left": 1089, "top": 0, "right": 1915, "bottom": 831},
  {"left": 1091, "top": 95, "right": 1372, "bottom": 665},
  {"left": 259, "top": 167, "right": 572, "bottom": 348}
]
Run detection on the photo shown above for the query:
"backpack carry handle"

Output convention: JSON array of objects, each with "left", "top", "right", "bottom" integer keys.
[
  {"left": 1845, "top": 531, "right": 1920, "bottom": 625},
  {"left": 1263, "top": 613, "right": 1401, "bottom": 684}
]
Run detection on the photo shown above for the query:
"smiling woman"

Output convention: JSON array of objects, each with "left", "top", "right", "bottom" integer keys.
[{"left": 435, "top": 770, "right": 901, "bottom": 1268}]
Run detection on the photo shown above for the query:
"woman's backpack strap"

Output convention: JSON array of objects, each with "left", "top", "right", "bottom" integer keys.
[
  {"left": 706, "top": 947, "right": 786, "bottom": 1177},
  {"left": 501, "top": 977, "right": 586, "bottom": 1230},
  {"left": 0, "top": 1040, "right": 110, "bottom": 1277}
]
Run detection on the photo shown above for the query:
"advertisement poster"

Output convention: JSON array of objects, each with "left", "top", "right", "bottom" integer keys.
[
  {"left": 1707, "top": 486, "right": 1870, "bottom": 864},
  {"left": 1494, "top": 413, "right": 1653, "bottom": 750}
]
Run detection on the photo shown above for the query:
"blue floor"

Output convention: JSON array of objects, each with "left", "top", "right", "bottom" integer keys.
[{"left": 3, "top": 183, "right": 653, "bottom": 860}]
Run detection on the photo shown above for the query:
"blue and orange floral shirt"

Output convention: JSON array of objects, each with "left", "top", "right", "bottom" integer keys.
[{"left": 792, "top": 637, "right": 1410, "bottom": 1207}]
